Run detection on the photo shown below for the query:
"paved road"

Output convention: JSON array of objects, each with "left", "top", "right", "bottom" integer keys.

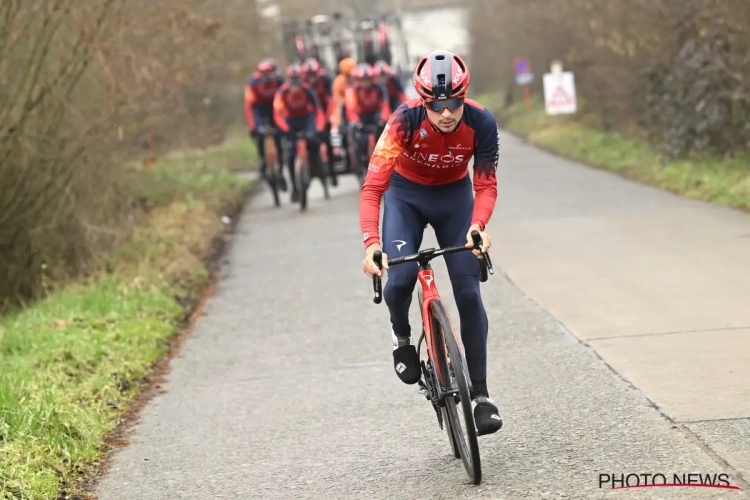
[{"left": 96, "top": 133, "right": 748, "bottom": 499}]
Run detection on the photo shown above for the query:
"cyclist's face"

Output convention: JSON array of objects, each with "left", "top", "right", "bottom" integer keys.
[{"left": 424, "top": 101, "right": 464, "bottom": 133}]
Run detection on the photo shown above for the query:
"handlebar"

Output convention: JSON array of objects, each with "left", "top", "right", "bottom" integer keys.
[
  {"left": 259, "top": 126, "right": 278, "bottom": 136},
  {"left": 356, "top": 122, "right": 385, "bottom": 133},
  {"left": 371, "top": 230, "right": 493, "bottom": 304}
]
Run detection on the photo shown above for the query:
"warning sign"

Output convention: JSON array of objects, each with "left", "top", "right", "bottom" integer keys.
[{"left": 543, "top": 72, "right": 577, "bottom": 115}]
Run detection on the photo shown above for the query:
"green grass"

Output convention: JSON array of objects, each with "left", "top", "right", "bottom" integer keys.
[
  {"left": 0, "top": 138, "right": 253, "bottom": 499},
  {"left": 491, "top": 98, "right": 750, "bottom": 211}
]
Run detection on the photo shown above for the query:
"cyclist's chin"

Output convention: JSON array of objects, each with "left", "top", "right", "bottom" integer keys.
[{"left": 436, "top": 120, "right": 456, "bottom": 133}]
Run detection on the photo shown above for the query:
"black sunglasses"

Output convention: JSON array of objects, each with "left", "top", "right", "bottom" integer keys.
[{"left": 423, "top": 97, "right": 464, "bottom": 113}]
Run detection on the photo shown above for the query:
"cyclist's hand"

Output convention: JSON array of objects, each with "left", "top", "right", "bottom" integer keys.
[
  {"left": 465, "top": 223, "right": 491, "bottom": 259},
  {"left": 362, "top": 243, "right": 388, "bottom": 277}
]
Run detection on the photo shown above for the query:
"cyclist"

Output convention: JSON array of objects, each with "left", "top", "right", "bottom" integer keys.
[
  {"left": 344, "top": 64, "right": 391, "bottom": 172},
  {"left": 273, "top": 63, "right": 326, "bottom": 203},
  {"left": 330, "top": 57, "right": 357, "bottom": 168},
  {"left": 301, "top": 57, "right": 337, "bottom": 187},
  {"left": 374, "top": 60, "right": 408, "bottom": 115},
  {"left": 359, "top": 50, "right": 503, "bottom": 436},
  {"left": 245, "top": 58, "right": 286, "bottom": 188}
]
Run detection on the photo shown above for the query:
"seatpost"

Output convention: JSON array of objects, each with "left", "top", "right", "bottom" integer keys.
[{"left": 372, "top": 250, "right": 383, "bottom": 304}]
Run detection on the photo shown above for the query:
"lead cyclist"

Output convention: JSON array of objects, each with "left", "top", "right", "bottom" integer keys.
[{"left": 359, "top": 50, "right": 503, "bottom": 436}]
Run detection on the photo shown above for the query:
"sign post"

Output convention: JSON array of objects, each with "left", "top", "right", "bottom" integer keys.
[
  {"left": 543, "top": 63, "right": 577, "bottom": 115},
  {"left": 512, "top": 56, "right": 534, "bottom": 109}
]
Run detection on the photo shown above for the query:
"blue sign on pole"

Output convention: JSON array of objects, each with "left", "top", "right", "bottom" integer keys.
[
  {"left": 513, "top": 58, "right": 530, "bottom": 76},
  {"left": 512, "top": 56, "right": 534, "bottom": 86}
]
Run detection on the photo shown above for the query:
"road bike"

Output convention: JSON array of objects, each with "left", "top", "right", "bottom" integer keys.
[
  {"left": 370, "top": 231, "right": 494, "bottom": 484},
  {"left": 293, "top": 130, "right": 329, "bottom": 211},
  {"left": 259, "top": 124, "right": 285, "bottom": 208}
]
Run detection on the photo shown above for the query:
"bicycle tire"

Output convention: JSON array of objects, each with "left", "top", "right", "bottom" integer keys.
[
  {"left": 430, "top": 299, "right": 482, "bottom": 484},
  {"left": 295, "top": 157, "right": 308, "bottom": 211},
  {"left": 317, "top": 148, "right": 330, "bottom": 200},
  {"left": 267, "top": 137, "right": 281, "bottom": 208}
]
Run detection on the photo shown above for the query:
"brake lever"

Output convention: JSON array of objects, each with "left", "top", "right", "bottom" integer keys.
[
  {"left": 372, "top": 250, "right": 383, "bottom": 304},
  {"left": 470, "top": 230, "right": 495, "bottom": 276}
]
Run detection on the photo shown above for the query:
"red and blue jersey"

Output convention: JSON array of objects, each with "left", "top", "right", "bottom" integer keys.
[
  {"left": 359, "top": 98, "right": 499, "bottom": 248},
  {"left": 306, "top": 71, "right": 333, "bottom": 114},
  {"left": 244, "top": 71, "right": 284, "bottom": 128},
  {"left": 344, "top": 83, "right": 391, "bottom": 123},
  {"left": 272, "top": 83, "right": 326, "bottom": 133},
  {"left": 384, "top": 76, "right": 407, "bottom": 107}
]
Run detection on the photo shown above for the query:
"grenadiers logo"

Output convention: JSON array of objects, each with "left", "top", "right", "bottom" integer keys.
[{"left": 419, "top": 128, "right": 428, "bottom": 138}]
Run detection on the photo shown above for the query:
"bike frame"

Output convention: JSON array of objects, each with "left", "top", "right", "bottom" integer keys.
[
  {"left": 372, "top": 231, "right": 494, "bottom": 392},
  {"left": 416, "top": 265, "right": 462, "bottom": 391},
  {"left": 265, "top": 132, "right": 278, "bottom": 170}
]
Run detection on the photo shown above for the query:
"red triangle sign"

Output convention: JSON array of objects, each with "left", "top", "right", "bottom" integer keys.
[{"left": 549, "top": 86, "right": 572, "bottom": 106}]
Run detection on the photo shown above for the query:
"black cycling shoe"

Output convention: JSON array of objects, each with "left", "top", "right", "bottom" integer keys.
[
  {"left": 279, "top": 174, "right": 288, "bottom": 192},
  {"left": 473, "top": 396, "right": 503, "bottom": 436},
  {"left": 392, "top": 331, "right": 420, "bottom": 384}
]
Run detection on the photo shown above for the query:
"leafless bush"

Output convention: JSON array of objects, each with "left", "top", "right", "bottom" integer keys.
[
  {"left": 469, "top": 0, "right": 750, "bottom": 160},
  {"left": 0, "top": 0, "right": 264, "bottom": 309}
]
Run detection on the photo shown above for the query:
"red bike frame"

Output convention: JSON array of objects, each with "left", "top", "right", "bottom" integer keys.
[{"left": 416, "top": 269, "right": 462, "bottom": 386}]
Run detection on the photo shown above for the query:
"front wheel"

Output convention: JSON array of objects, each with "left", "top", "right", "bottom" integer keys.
[
  {"left": 266, "top": 138, "right": 281, "bottom": 208},
  {"left": 295, "top": 154, "right": 309, "bottom": 211},
  {"left": 430, "top": 300, "right": 482, "bottom": 484}
]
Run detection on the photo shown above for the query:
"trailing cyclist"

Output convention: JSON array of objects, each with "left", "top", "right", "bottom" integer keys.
[
  {"left": 374, "top": 60, "right": 408, "bottom": 114},
  {"left": 273, "top": 64, "right": 326, "bottom": 203},
  {"left": 301, "top": 57, "right": 337, "bottom": 187},
  {"left": 359, "top": 50, "right": 503, "bottom": 436},
  {"left": 330, "top": 57, "right": 357, "bottom": 170},
  {"left": 344, "top": 64, "right": 391, "bottom": 173},
  {"left": 245, "top": 58, "right": 286, "bottom": 189}
]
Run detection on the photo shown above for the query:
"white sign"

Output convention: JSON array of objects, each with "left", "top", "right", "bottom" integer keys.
[
  {"left": 515, "top": 72, "right": 534, "bottom": 86},
  {"left": 543, "top": 71, "right": 577, "bottom": 115}
]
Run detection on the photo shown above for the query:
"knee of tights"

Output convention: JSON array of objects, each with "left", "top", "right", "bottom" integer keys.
[
  {"left": 453, "top": 283, "right": 482, "bottom": 311},
  {"left": 384, "top": 277, "right": 416, "bottom": 302}
]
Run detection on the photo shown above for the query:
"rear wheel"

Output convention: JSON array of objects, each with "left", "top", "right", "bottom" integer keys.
[{"left": 430, "top": 300, "right": 481, "bottom": 484}]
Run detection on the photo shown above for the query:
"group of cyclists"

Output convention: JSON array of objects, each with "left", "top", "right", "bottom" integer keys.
[
  {"left": 244, "top": 55, "right": 408, "bottom": 203},
  {"left": 245, "top": 48, "right": 504, "bottom": 437}
]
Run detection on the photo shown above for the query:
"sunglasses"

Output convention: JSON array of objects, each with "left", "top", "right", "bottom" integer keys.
[{"left": 423, "top": 97, "right": 464, "bottom": 113}]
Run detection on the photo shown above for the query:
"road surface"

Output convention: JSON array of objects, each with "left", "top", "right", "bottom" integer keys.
[{"left": 95, "top": 132, "right": 749, "bottom": 499}]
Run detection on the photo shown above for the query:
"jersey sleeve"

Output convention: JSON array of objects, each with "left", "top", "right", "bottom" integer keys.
[
  {"left": 377, "top": 85, "right": 391, "bottom": 121},
  {"left": 470, "top": 107, "right": 500, "bottom": 230},
  {"left": 344, "top": 87, "right": 360, "bottom": 124},
  {"left": 305, "top": 86, "right": 326, "bottom": 131},
  {"left": 359, "top": 104, "right": 412, "bottom": 248},
  {"left": 244, "top": 83, "right": 256, "bottom": 129},
  {"left": 273, "top": 89, "right": 289, "bottom": 132}
]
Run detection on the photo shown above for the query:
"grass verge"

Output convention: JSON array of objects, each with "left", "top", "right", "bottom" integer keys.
[
  {"left": 487, "top": 96, "right": 750, "bottom": 211},
  {"left": 0, "top": 136, "right": 255, "bottom": 499}
]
